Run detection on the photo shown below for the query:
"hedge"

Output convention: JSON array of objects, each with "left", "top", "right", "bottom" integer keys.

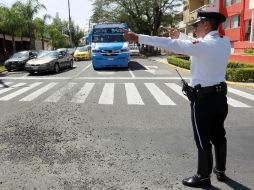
[{"left": 167, "top": 56, "right": 254, "bottom": 82}]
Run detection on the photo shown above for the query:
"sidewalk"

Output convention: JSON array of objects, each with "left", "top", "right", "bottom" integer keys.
[{"left": 148, "top": 55, "right": 254, "bottom": 89}]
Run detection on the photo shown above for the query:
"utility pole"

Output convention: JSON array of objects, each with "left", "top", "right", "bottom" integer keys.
[
  {"left": 250, "top": 0, "right": 254, "bottom": 42},
  {"left": 68, "top": 0, "right": 73, "bottom": 47},
  {"left": 250, "top": 9, "right": 254, "bottom": 42}
]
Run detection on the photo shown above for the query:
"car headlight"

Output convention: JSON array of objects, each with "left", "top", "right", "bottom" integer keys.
[
  {"left": 92, "top": 50, "right": 101, "bottom": 53},
  {"left": 121, "top": 49, "right": 129, "bottom": 52}
]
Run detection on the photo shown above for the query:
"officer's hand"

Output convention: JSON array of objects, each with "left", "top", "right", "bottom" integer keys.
[
  {"left": 122, "top": 29, "right": 139, "bottom": 43},
  {"left": 166, "top": 28, "right": 180, "bottom": 39}
]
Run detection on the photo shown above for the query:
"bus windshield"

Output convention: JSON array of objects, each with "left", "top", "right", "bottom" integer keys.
[{"left": 92, "top": 34, "right": 126, "bottom": 43}]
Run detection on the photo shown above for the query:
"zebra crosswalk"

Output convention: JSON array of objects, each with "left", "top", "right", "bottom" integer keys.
[{"left": 0, "top": 81, "right": 253, "bottom": 108}]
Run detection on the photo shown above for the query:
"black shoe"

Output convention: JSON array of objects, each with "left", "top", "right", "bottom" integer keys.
[
  {"left": 213, "top": 167, "right": 226, "bottom": 182},
  {"left": 182, "top": 174, "right": 211, "bottom": 187}
]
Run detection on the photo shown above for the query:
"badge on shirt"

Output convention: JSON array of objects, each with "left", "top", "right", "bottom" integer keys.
[{"left": 192, "top": 40, "right": 199, "bottom": 44}]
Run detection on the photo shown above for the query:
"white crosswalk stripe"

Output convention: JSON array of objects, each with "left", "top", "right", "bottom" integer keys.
[
  {"left": 228, "top": 87, "right": 254, "bottom": 101},
  {"left": 0, "top": 82, "right": 42, "bottom": 101},
  {"left": 145, "top": 83, "right": 176, "bottom": 105},
  {"left": 0, "top": 83, "right": 26, "bottom": 95},
  {"left": 125, "top": 83, "right": 144, "bottom": 105},
  {"left": 71, "top": 83, "right": 95, "bottom": 103},
  {"left": 99, "top": 83, "right": 114, "bottom": 105},
  {"left": 44, "top": 83, "right": 76, "bottom": 102},
  {"left": 0, "top": 81, "right": 253, "bottom": 108},
  {"left": 227, "top": 97, "right": 251, "bottom": 108},
  {"left": 19, "top": 82, "right": 58, "bottom": 102},
  {"left": 165, "top": 83, "right": 188, "bottom": 100}
]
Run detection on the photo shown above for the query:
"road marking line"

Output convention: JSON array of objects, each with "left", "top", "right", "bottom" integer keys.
[
  {"left": 45, "top": 83, "right": 76, "bottom": 102},
  {"left": 99, "top": 83, "right": 114, "bottom": 105},
  {"left": 227, "top": 97, "right": 251, "bottom": 108},
  {"left": 145, "top": 83, "right": 176, "bottom": 105},
  {"left": 75, "top": 63, "right": 92, "bottom": 77},
  {"left": 0, "top": 82, "right": 13, "bottom": 88},
  {"left": 125, "top": 83, "right": 144, "bottom": 105},
  {"left": 128, "top": 69, "right": 135, "bottom": 78},
  {"left": 19, "top": 82, "right": 58, "bottom": 102},
  {"left": 0, "top": 83, "right": 26, "bottom": 95},
  {"left": 0, "top": 82, "right": 42, "bottom": 101},
  {"left": 71, "top": 83, "right": 95, "bottom": 103},
  {"left": 228, "top": 87, "right": 254, "bottom": 101},
  {"left": 165, "top": 83, "right": 188, "bottom": 100}
]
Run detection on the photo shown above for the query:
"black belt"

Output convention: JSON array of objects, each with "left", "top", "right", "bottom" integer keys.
[{"left": 194, "top": 82, "right": 227, "bottom": 95}]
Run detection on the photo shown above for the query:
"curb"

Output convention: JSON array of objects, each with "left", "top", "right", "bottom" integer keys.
[{"left": 148, "top": 56, "right": 254, "bottom": 89}]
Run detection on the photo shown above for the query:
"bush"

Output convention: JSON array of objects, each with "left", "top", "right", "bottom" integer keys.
[
  {"left": 167, "top": 56, "right": 254, "bottom": 82},
  {"left": 244, "top": 48, "right": 254, "bottom": 54},
  {"left": 228, "top": 61, "right": 254, "bottom": 68},
  {"left": 167, "top": 56, "right": 190, "bottom": 69},
  {"left": 226, "top": 68, "right": 254, "bottom": 82}
]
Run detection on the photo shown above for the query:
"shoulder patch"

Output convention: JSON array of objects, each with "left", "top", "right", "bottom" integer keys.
[{"left": 192, "top": 40, "right": 199, "bottom": 44}]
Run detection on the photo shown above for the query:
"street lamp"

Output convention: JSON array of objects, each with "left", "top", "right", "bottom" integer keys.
[{"left": 68, "top": 0, "right": 73, "bottom": 47}]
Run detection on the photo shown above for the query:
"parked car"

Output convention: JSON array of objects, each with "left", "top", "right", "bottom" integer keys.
[
  {"left": 73, "top": 46, "right": 91, "bottom": 61},
  {"left": 25, "top": 51, "right": 73, "bottom": 74},
  {"left": 4, "top": 50, "right": 38, "bottom": 71},
  {"left": 129, "top": 44, "right": 140, "bottom": 56}
]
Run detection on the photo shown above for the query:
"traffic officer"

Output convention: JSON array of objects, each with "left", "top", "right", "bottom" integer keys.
[{"left": 123, "top": 11, "right": 231, "bottom": 188}]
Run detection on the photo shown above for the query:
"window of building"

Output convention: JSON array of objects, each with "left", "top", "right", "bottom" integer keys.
[
  {"left": 209, "top": 0, "right": 215, "bottom": 4},
  {"left": 232, "top": 14, "right": 240, "bottom": 28},
  {"left": 224, "top": 0, "right": 231, "bottom": 7},
  {"left": 222, "top": 18, "right": 230, "bottom": 29},
  {"left": 232, "top": 0, "right": 241, "bottom": 4}
]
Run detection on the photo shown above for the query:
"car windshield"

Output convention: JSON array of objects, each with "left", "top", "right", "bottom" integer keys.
[
  {"left": 11, "top": 51, "right": 29, "bottom": 58},
  {"left": 92, "top": 34, "right": 126, "bottom": 43},
  {"left": 76, "top": 47, "right": 89, "bottom": 52},
  {"left": 37, "top": 51, "right": 58, "bottom": 58}
]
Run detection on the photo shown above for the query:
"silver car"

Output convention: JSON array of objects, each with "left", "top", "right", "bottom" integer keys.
[{"left": 25, "top": 51, "right": 73, "bottom": 74}]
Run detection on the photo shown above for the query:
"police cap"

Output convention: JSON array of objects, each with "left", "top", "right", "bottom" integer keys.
[{"left": 197, "top": 11, "right": 226, "bottom": 23}]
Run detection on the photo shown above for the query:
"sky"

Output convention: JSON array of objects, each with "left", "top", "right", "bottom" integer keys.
[{"left": 0, "top": 0, "right": 93, "bottom": 30}]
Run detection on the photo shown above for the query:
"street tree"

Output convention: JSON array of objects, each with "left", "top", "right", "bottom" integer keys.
[
  {"left": 91, "top": 0, "right": 182, "bottom": 35},
  {"left": 14, "top": 0, "right": 46, "bottom": 49},
  {"left": 34, "top": 14, "right": 51, "bottom": 50}
]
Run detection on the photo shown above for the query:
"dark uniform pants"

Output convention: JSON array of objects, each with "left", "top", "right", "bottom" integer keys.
[{"left": 191, "top": 93, "right": 228, "bottom": 150}]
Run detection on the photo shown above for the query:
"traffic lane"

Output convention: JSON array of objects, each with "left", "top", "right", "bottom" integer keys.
[
  {"left": 77, "top": 60, "right": 133, "bottom": 78},
  {"left": 0, "top": 94, "right": 253, "bottom": 189},
  {"left": 0, "top": 61, "right": 90, "bottom": 79},
  {"left": 77, "top": 57, "right": 188, "bottom": 79}
]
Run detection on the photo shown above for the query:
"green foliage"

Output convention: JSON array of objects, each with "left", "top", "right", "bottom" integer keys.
[
  {"left": 244, "top": 48, "right": 254, "bottom": 54},
  {"left": 167, "top": 56, "right": 190, "bottom": 69},
  {"left": 226, "top": 68, "right": 254, "bottom": 82},
  {"left": 227, "top": 61, "right": 254, "bottom": 68},
  {"left": 167, "top": 56, "right": 254, "bottom": 82},
  {"left": 0, "top": 65, "right": 7, "bottom": 73},
  {"left": 91, "top": 0, "right": 182, "bottom": 35}
]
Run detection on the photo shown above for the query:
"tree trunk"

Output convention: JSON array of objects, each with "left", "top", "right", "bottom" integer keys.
[
  {"left": 41, "top": 34, "right": 44, "bottom": 50},
  {"left": 3, "top": 33, "right": 7, "bottom": 60},
  {"left": 11, "top": 33, "right": 16, "bottom": 53}
]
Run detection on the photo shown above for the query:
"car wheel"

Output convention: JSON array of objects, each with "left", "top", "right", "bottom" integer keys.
[
  {"left": 7, "top": 69, "right": 11, "bottom": 72},
  {"left": 69, "top": 60, "right": 73, "bottom": 68},
  {"left": 29, "top": 71, "right": 34, "bottom": 75},
  {"left": 54, "top": 63, "right": 60, "bottom": 73},
  {"left": 93, "top": 65, "right": 98, "bottom": 70}
]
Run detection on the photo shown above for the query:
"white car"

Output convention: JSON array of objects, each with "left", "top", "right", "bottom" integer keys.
[{"left": 129, "top": 44, "right": 140, "bottom": 56}]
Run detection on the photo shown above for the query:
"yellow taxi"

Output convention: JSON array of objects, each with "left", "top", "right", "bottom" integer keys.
[{"left": 73, "top": 46, "right": 91, "bottom": 61}]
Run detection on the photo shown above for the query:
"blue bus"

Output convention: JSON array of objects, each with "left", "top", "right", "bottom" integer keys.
[{"left": 89, "top": 23, "right": 130, "bottom": 70}]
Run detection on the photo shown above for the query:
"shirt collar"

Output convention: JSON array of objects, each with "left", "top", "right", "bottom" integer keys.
[{"left": 204, "top": 30, "right": 219, "bottom": 39}]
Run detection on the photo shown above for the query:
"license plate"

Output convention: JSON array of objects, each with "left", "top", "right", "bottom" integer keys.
[{"left": 108, "top": 58, "right": 114, "bottom": 61}]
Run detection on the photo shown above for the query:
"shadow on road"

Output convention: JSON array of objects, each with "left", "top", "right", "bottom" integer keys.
[
  {"left": 202, "top": 176, "right": 252, "bottom": 190},
  {"left": 129, "top": 61, "right": 147, "bottom": 71},
  {"left": 0, "top": 80, "right": 10, "bottom": 88}
]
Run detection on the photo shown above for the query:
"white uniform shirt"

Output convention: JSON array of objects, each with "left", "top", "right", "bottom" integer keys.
[{"left": 139, "top": 31, "right": 231, "bottom": 87}]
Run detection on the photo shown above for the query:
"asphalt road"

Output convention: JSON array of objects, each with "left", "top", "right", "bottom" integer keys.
[{"left": 0, "top": 57, "right": 253, "bottom": 190}]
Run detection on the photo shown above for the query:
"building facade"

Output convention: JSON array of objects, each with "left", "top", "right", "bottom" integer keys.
[
  {"left": 180, "top": 0, "right": 254, "bottom": 63},
  {"left": 220, "top": 0, "right": 254, "bottom": 53}
]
